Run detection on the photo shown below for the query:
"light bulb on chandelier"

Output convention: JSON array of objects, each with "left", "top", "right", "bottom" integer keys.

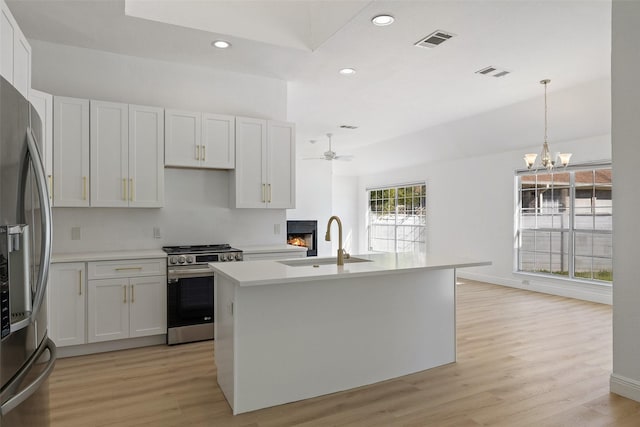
[{"left": 524, "top": 79, "right": 572, "bottom": 171}]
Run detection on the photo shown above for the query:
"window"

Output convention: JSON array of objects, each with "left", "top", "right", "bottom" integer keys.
[
  {"left": 367, "top": 183, "right": 426, "bottom": 253},
  {"left": 516, "top": 164, "right": 612, "bottom": 283}
]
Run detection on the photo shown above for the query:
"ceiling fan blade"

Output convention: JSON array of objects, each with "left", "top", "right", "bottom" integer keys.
[{"left": 334, "top": 155, "right": 354, "bottom": 161}]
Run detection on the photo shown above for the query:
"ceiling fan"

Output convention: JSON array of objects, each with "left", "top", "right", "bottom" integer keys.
[{"left": 304, "top": 133, "right": 354, "bottom": 161}]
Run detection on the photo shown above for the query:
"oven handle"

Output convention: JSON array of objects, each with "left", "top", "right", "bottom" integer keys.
[{"left": 167, "top": 267, "right": 215, "bottom": 279}]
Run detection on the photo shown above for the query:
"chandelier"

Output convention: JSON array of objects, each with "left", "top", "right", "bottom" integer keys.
[{"left": 524, "top": 79, "right": 572, "bottom": 171}]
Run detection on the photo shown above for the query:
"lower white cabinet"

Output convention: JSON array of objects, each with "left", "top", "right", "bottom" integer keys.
[
  {"left": 48, "top": 263, "right": 86, "bottom": 347},
  {"left": 87, "top": 261, "right": 166, "bottom": 343}
]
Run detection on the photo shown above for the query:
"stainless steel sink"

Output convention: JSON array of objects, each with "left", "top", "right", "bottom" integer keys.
[{"left": 277, "top": 257, "right": 373, "bottom": 267}]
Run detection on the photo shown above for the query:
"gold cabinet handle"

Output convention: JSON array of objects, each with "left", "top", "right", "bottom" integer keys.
[
  {"left": 78, "top": 270, "right": 82, "bottom": 296},
  {"left": 48, "top": 175, "right": 53, "bottom": 200},
  {"left": 131, "top": 284, "right": 134, "bottom": 303},
  {"left": 196, "top": 145, "right": 200, "bottom": 161},
  {"left": 268, "top": 183, "right": 272, "bottom": 203},
  {"left": 122, "top": 178, "right": 127, "bottom": 201},
  {"left": 115, "top": 267, "right": 143, "bottom": 271},
  {"left": 123, "top": 285, "right": 127, "bottom": 303},
  {"left": 261, "top": 183, "right": 266, "bottom": 202},
  {"left": 202, "top": 145, "right": 206, "bottom": 162},
  {"left": 129, "top": 178, "right": 134, "bottom": 201},
  {"left": 82, "top": 176, "right": 87, "bottom": 200}
]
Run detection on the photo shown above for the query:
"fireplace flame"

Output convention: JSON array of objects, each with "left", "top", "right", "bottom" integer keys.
[{"left": 288, "top": 237, "right": 307, "bottom": 247}]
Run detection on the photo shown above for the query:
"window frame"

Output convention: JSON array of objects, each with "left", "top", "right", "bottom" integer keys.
[
  {"left": 514, "top": 161, "right": 612, "bottom": 285},
  {"left": 366, "top": 182, "right": 427, "bottom": 254}
]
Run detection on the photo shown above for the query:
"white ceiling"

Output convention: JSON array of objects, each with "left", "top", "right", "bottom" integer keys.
[{"left": 8, "top": 0, "right": 611, "bottom": 154}]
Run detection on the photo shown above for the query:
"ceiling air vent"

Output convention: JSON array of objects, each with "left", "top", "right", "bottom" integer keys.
[
  {"left": 339, "top": 125, "right": 358, "bottom": 130},
  {"left": 475, "top": 66, "right": 511, "bottom": 78},
  {"left": 414, "top": 30, "right": 456, "bottom": 49}
]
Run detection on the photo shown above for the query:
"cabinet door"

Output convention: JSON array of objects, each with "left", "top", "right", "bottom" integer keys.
[
  {"left": 129, "top": 276, "right": 166, "bottom": 338},
  {"left": 87, "top": 278, "right": 130, "bottom": 343},
  {"left": 90, "top": 100, "right": 129, "bottom": 207},
  {"left": 12, "top": 27, "right": 30, "bottom": 98},
  {"left": 53, "top": 96, "right": 90, "bottom": 207},
  {"left": 129, "top": 105, "right": 164, "bottom": 207},
  {"left": 201, "top": 113, "right": 235, "bottom": 169},
  {"left": 29, "top": 89, "right": 53, "bottom": 202},
  {"left": 233, "top": 117, "right": 267, "bottom": 208},
  {"left": 267, "top": 121, "right": 296, "bottom": 209},
  {"left": 0, "top": 4, "right": 15, "bottom": 84},
  {"left": 49, "top": 263, "right": 86, "bottom": 347},
  {"left": 165, "top": 109, "right": 200, "bottom": 168}
]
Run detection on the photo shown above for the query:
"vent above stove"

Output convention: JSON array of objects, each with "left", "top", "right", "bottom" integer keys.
[{"left": 414, "top": 30, "right": 456, "bottom": 49}]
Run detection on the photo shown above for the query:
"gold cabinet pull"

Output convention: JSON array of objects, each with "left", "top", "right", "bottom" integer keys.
[
  {"left": 261, "top": 183, "right": 266, "bottom": 202},
  {"left": 196, "top": 145, "right": 200, "bottom": 161},
  {"left": 122, "top": 178, "right": 127, "bottom": 201},
  {"left": 202, "top": 145, "right": 206, "bottom": 162},
  {"left": 129, "top": 178, "right": 134, "bottom": 201},
  {"left": 79, "top": 270, "right": 82, "bottom": 295},
  {"left": 123, "top": 285, "right": 127, "bottom": 303},
  {"left": 115, "top": 267, "right": 143, "bottom": 271},
  {"left": 268, "top": 183, "right": 272, "bottom": 203},
  {"left": 131, "top": 284, "right": 135, "bottom": 303},
  {"left": 82, "top": 176, "right": 87, "bottom": 200},
  {"left": 48, "top": 175, "right": 53, "bottom": 200}
]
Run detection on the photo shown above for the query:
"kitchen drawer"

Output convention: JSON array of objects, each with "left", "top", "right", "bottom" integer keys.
[{"left": 88, "top": 258, "right": 166, "bottom": 280}]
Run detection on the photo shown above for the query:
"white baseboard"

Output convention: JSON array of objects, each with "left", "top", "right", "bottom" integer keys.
[
  {"left": 457, "top": 271, "right": 612, "bottom": 305},
  {"left": 610, "top": 373, "right": 640, "bottom": 402},
  {"left": 56, "top": 335, "right": 167, "bottom": 358}
]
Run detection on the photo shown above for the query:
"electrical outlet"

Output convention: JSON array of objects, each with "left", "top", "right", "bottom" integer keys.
[
  {"left": 274, "top": 224, "right": 281, "bottom": 235},
  {"left": 153, "top": 227, "right": 162, "bottom": 239},
  {"left": 71, "top": 227, "right": 81, "bottom": 241}
]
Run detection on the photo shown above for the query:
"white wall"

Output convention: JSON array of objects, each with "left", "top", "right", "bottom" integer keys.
[
  {"left": 610, "top": 0, "right": 640, "bottom": 403},
  {"left": 31, "top": 40, "right": 290, "bottom": 252}
]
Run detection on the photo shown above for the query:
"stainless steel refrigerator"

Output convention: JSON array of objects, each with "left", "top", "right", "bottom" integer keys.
[{"left": 0, "top": 76, "right": 55, "bottom": 426}]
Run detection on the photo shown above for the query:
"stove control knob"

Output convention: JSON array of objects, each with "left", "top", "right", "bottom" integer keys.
[
  {"left": 235, "top": 253, "right": 242, "bottom": 261},
  {"left": 186, "top": 255, "right": 194, "bottom": 264},
  {"left": 169, "top": 256, "right": 178, "bottom": 265},
  {"left": 178, "top": 255, "right": 186, "bottom": 264}
]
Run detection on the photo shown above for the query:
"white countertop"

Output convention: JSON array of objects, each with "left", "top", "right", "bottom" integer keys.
[
  {"left": 52, "top": 249, "right": 167, "bottom": 263},
  {"left": 236, "top": 244, "right": 307, "bottom": 254},
  {"left": 209, "top": 253, "right": 491, "bottom": 287}
]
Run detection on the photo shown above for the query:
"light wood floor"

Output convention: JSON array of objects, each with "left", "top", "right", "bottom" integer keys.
[{"left": 46, "top": 280, "right": 640, "bottom": 426}]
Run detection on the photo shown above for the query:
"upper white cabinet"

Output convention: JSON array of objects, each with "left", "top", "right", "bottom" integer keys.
[
  {"left": 90, "top": 101, "right": 164, "bottom": 207},
  {"left": 53, "top": 96, "right": 90, "bottom": 207},
  {"left": 232, "top": 117, "right": 295, "bottom": 209},
  {"left": 29, "top": 89, "right": 53, "bottom": 201},
  {"left": 0, "top": 0, "right": 31, "bottom": 98},
  {"left": 165, "top": 109, "right": 235, "bottom": 169}
]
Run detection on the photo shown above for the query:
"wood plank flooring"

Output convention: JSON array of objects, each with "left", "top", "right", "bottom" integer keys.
[{"left": 45, "top": 280, "right": 640, "bottom": 426}]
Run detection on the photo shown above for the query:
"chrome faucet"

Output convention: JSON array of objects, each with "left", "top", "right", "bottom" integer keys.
[{"left": 325, "top": 215, "right": 350, "bottom": 266}]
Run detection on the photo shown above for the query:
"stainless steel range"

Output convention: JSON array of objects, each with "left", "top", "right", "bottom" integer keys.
[{"left": 162, "top": 244, "right": 242, "bottom": 345}]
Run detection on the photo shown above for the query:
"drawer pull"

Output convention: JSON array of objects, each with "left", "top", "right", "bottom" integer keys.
[
  {"left": 123, "top": 285, "right": 127, "bottom": 303},
  {"left": 131, "top": 285, "right": 135, "bottom": 303},
  {"left": 79, "top": 270, "right": 82, "bottom": 295},
  {"left": 115, "top": 267, "right": 143, "bottom": 272}
]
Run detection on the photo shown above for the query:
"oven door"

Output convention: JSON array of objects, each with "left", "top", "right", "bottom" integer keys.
[{"left": 167, "top": 266, "right": 214, "bottom": 329}]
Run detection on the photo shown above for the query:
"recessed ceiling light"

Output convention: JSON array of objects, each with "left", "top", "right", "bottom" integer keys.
[
  {"left": 212, "top": 40, "right": 231, "bottom": 49},
  {"left": 372, "top": 14, "right": 394, "bottom": 26},
  {"left": 339, "top": 68, "right": 356, "bottom": 76}
]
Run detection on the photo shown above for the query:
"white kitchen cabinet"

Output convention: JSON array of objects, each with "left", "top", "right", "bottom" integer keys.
[
  {"left": 29, "top": 89, "right": 53, "bottom": 201},
  {"left": 90, "top": 100, "right": 129, "bottom": 207},
  {"left": 0, "top": 0, "right": 31, "bottom": 98},
  {"left": 87, "top": 259, "right": 166, "bottom": 344},
  {"left": 48, "top": 263, "right": 86, "bottom": 347},
  {"left": 53, "top": 96, "right": 90, "bottom": 207},
  {"left": 165, "top": 109, "right": 235, "bottom": 169},
  {"left": 232, "top": 117, "right": 295, "bottom": 208},
  {"left": 129, "top": 104, "right": 165, "bottom": 207}
]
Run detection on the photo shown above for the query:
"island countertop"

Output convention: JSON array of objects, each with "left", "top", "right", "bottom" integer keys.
[{"left": 209, "top": 253, "right": 490, "bottom": 287}]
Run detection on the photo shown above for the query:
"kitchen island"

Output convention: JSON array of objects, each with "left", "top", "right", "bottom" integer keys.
[{"left": 210, "top": 253, "right": 490, "bottom": 415}]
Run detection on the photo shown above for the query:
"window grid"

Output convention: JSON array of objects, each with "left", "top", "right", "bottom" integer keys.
[
  {"left": 516, "top": 166, "right": 612, "bottom": 283},
  {"left": 368, "top": 184, "right": 426, "bottom": 253}
]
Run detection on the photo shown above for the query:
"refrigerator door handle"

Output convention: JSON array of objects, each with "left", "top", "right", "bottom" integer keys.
[
  {"left": 24, "top": 127, "right": 53, "bottom": 325},
  {"left": 0, "top": 338, "right": 57, "bottom": 416}
]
